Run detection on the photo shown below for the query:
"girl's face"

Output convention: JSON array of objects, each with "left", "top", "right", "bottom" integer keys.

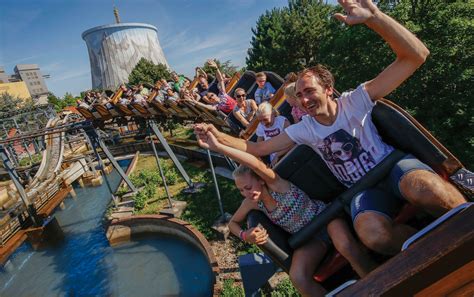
[
  {"left": 234, "top": 172, "right": 264, "bottom": 201},
  {"left": 258, "top": 111, "right": 274, "bottom": 127},
  {"left": 286, "top": 95, "right": 297, "bottom": 107}
]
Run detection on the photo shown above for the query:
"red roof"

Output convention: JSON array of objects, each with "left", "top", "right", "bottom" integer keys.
[{"left": 63, "top": 106, "right": 80, "bottom": 114}]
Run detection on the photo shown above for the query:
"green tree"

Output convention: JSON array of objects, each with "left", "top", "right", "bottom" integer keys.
[
  {"left": 48, "top": 92, "right": 79, "bottom": 112},
  {"left": 128, "top": 58, "right": 171, "bottom": 85},
  {"left": 245, "top": 0, "right": 473, "bottom": 167},
  {"left": 0, "top": 93, "right": 34, "bottom": 115},
  {"left": 246, "top": 1, "right": 333, "bottom": 76},
  {"left": 0, "top": 93, "right": 25, "bottom": 113}
]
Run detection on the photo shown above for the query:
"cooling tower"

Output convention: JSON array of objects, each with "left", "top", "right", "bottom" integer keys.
[{"left": 82, "top": 23, "right": 169, "bottom": 90}]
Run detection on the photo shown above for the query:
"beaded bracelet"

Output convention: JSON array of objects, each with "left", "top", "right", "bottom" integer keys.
[{"left": 239, "top": 229, "right": 246, "bottom": 241}]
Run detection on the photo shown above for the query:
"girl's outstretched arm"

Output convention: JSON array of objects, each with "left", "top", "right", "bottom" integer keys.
[{"left": 198, "top": 131, "right": 280, "bottom": 186}]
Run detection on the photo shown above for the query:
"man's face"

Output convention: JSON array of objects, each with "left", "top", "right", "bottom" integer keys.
[
  {"left": 199, "top": 77, "right": 208, "bottom": 89},
  {"left": 295, "top": 75, "right": 332, "bottom": 117},
  {"left": 172, "top": 74, "right": 179, "bottom": 81},
  {"left": 256, "top": 77, "right": 266, "bottom": 88}
]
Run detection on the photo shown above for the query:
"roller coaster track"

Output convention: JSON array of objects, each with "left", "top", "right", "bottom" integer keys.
[{"left": 25, "top": 114, "right": 73, "bottom": 212}]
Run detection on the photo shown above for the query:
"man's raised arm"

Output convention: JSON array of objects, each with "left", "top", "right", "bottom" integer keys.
[{"left": 335, "top": 0, "right": 429, "bottom": 100}]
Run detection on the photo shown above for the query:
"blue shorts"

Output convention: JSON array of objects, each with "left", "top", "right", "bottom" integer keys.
[{"left": 350, "top": 154, "right": 434, "bottom": 222}]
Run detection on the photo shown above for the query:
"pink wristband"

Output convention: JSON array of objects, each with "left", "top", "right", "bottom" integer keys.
[{"left": 239, "top": 230, "right": 246, "bottom": 241}]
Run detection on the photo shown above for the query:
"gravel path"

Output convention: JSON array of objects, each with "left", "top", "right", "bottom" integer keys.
[{"left": 210, "top": 238, "right": 289, "bottom": 295}]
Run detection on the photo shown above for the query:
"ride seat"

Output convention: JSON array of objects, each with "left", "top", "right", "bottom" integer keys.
[{"left": 229, "top": 71, "right": 256, "bottom": 98}]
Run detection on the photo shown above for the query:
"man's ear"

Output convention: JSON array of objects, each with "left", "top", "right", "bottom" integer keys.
[{"left": 326, "top": 87, "right": 334, "bottom": 97}]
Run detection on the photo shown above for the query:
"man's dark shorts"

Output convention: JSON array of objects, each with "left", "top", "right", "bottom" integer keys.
[{"left": 350, "top": 154, "right": 434, "bottom": 222}]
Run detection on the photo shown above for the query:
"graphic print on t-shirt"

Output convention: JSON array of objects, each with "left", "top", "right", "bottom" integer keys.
[
  {"left": 317, "top": 129, "right": 376, "bottom": 187},
  {"left": 265, "top": 127, "right": 281, "bottom": 138}
]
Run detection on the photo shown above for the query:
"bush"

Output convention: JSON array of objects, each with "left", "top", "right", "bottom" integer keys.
[
  {"left": 133, "top": 191, "right": 147, "bottom": 211},
  {"left": 221, "top": 279, "right": 244, "bottom": 297},
  {"left": 269, "top": 277, "right": 300, "bottom": 297},
  {"left": 115, "top": 186, "right": 129, "bottom": 197}
]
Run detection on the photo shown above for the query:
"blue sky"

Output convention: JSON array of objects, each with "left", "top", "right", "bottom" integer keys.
[{"left": 0, "top": 0, "right": 309, "bottom": 97}]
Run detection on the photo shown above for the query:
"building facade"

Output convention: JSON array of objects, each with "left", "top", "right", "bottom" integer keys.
[
  {"left": 0, "top": 65, "right": 49, "bottom": 104},
  {"left": 82, "top": 23, "right": 169, "bottom": 90},
  {"left": 13, "top": 64, "right": 49, "bottom": 104},
  {"left": 0, "top": 81, "right": 31, "bottom": 100}
]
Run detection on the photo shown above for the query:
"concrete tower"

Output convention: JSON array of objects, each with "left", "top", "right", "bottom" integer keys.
[{"left": 82, "top": 21, "right": 169, "bottom": 90}]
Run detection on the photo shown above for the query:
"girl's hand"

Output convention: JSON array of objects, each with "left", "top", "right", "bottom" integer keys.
[
  {"left": 205, "top": 131, "right": 221, "bottom": 151},
  {"left": 245, "top": 227, "right": 269, "bottom": 245},
  {"left": 194, "top": 123, "right": 210, "bottom": 149},
  {"left": 207, "top": 59, "right": 218, "bottom": 69}
]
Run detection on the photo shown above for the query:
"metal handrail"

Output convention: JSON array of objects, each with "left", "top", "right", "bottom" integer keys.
[{"left": 401, "top": 202, "right": 472, "bottom": 251}]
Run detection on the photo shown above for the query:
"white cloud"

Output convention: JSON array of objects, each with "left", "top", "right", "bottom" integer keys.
[{"left": 50, "top": 68, "right": 90, "bottom": 83}]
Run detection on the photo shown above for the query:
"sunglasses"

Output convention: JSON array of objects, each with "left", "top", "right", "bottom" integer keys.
[{"left": 236, "top": 94, "right": 246, "bottom": 98}]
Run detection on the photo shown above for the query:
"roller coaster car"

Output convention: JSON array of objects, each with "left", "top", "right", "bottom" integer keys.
[
  {"left": 225, "top": 72, "right": 242, "bottom": 94},
  {"left": 188, "top": 76, "right": 200, "bottom": 90},
  {"left": 246, "top": 99, "right": 473, "bottom": 294},
  {"left": 130, "top": 102, "right": 151, "bottom": 117},
  {"left": 92, "top": 104, "right": 113, "bottom": 120},
  {"left": 76, "top": 106, "right": 95, "bottom": 120},
  {"left": 228, "top": 71, "right": 257, "bottom": 98},
  {"left": 240, "top": 72, "right": 291, "bottom": 139},
  {"left": 149, "top": 96, "right": 172, "bottom": 117},
  {"left": 114, "top": 102, "right": 135, "bottom": 116}
]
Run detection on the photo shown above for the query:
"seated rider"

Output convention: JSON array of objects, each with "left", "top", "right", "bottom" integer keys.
[
  {"left": 284, "top": 83, "right": 307, "bottom": 123},
  {"left": 256, "top": 102, "right": 292, "bottom": 167},
  {"left": 232, "top": 88, "right": 258, "bottom": 128},
  {"left": 83, "top": 91, "right": 94, "bottom": 105},
  {"left": 196, "top": 67, "right": 219, "bottom": 101},
  {"left": 195, "top": 129, "right": 376, "bottom": 297},
  {"left": 186, "top": 59, "right": 236, "bottom": 114},
  {"left": 254, "top": 72, "right": 276, "bottom": 105},
  {"left": 138, "top": 84, "right": 150, "bottom": 96},
  {"left": 76, "top": 99, "right": 90, "bottom": 109},
  {"left": 194, "top": 0, "right": 466, "bottom": 256},
  {"left": 98, "top": 93, "right": 113, "bottom": 110},
  {"left": 133, "top": 92, "right": 148, "bottom": 107},
  {"left": 171, "top": 72, "right": 186, "bottom": 93}
]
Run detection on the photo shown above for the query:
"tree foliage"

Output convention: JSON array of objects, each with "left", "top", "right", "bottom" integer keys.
[
  {"left": 128, "top": 58, "right": 172, "bottom": 85},
  {"left": 47, "top": 92, "right": 78, "bottom": 112},
  {"left": 246, "top": 0, "right": 334, "bottom": 76},
  {"left": 0, "top": 93, "right": 34, "bottom": 114},
  {"left": 246, "top": 0, "right": 473, "bottom": 167}
]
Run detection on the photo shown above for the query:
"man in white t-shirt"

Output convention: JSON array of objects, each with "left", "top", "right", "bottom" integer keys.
[{"left": 194, "top": 0, "right": 466, "bottom": 256}]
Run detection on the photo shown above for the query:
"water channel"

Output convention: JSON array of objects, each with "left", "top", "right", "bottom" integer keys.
[{"left": 0, "top": 161, "right": 214, "bottom": 296}]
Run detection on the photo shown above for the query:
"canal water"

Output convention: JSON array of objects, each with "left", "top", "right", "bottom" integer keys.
[{"left": 0, "top": 161, "right": 214, "bottom": 297}]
